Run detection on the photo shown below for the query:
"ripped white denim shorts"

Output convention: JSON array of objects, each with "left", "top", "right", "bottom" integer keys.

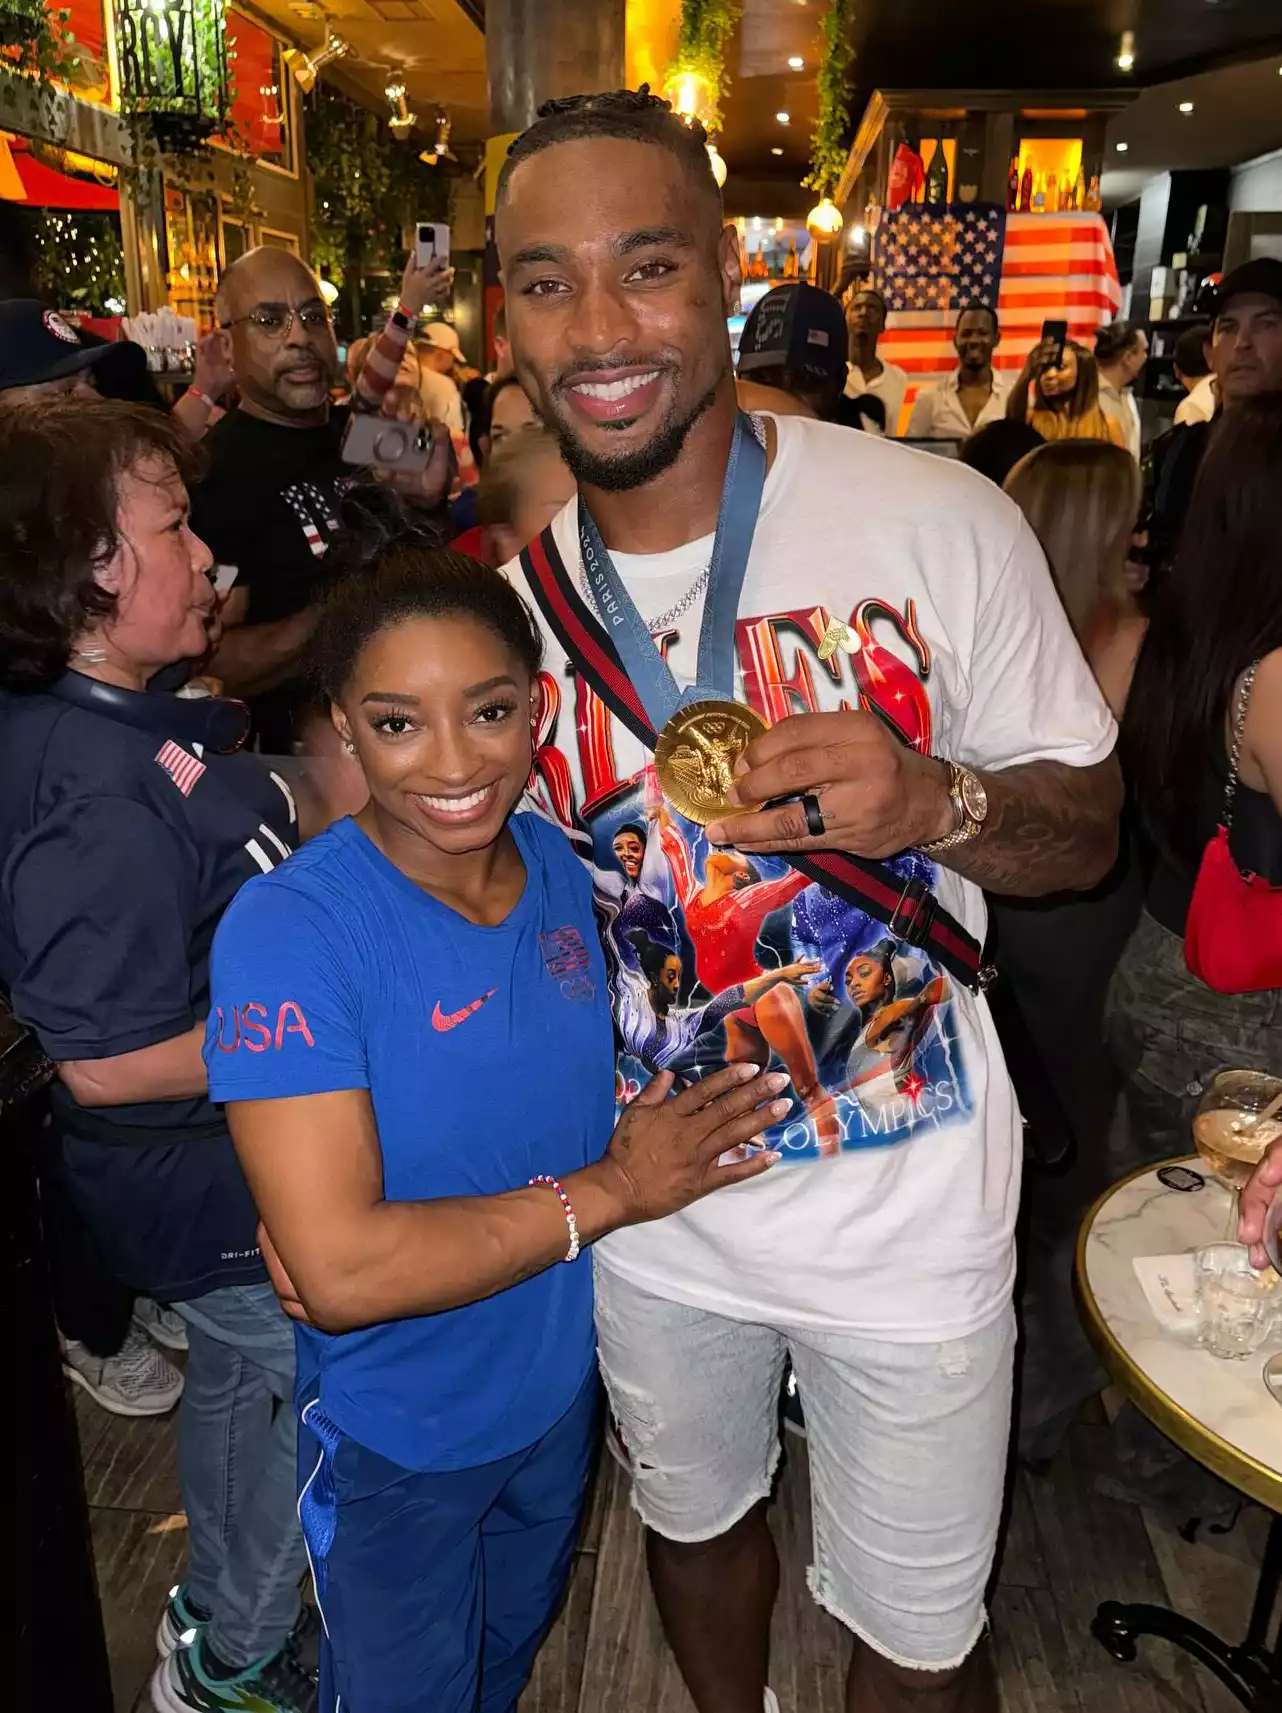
[{"left": 593, "top": 1261, "right": 1015, "bottom": 1673}]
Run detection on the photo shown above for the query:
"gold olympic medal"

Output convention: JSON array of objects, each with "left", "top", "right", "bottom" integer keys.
[{"left": 654, "top": 698, "right": 769, "bottom": 825}]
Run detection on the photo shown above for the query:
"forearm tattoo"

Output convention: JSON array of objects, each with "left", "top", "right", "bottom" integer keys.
[{"left": 944, "top": 756, "right": 1123, "bottom": 897}]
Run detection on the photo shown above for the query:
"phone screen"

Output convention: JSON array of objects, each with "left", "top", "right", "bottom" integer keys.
[{"left": 1041, "top": 319, "right": 1068, "bottom": 366}]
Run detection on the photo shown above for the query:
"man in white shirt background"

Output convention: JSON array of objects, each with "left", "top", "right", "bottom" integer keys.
[
  {"left": 1094, "top": 319, "right": 1148, "bottom": 459},
  {"left": 842, "top": 281, "right": 908, "bottom": 435},
  {"left": 411, "top": 320, "right": 466, "bottom": 435},
  {"left": 496, "top": 86, "right": 1122, "bottom": 1713},
  {"left": 1171, "top": 321, "right": 1216, "bottom": 425},
  {"left": 906, "top": 302, "right": 1010, "bottom": 439}
]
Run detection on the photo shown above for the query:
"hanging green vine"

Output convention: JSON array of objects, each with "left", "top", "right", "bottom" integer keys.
[
  {"left": 664, "top": 0, "right": 741, "bottom": 135},
  {"left": 803, "top": 0, "right": 856, "bottom": 195},
  {"left": 0, "top": 0, "right": 85, "bottom": 139},
  {"left": 307, "top": 83, "right": 447, "bottom": 287}
]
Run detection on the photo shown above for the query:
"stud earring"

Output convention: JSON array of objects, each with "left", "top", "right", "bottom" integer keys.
[{"left": 343, "top": 739, "right": 356, "bottom": 756}]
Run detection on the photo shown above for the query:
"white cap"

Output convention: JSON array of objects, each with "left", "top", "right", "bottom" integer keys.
[{"left": 422, "top": 321, "right": 462, "bottom": 358}]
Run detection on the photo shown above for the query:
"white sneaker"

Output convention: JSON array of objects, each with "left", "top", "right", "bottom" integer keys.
[
  {"left": 764, "top": 1692, "right": 780, "bottom": 1713},
  {"left": 63, "top": 1327, "right": 184, "bottom": 1417},
  {"left": 134, "top": 1296, "right": 189, "bottom": 1352}
]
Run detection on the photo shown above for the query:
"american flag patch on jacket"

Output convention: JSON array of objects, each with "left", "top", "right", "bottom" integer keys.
[{"left": 155, "top": 739, "right": 206, "bottom": 796}]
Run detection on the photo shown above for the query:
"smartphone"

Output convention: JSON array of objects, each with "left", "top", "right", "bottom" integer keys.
[
  {"left": 1040, "top": 318, "right": 1068, "bottom": 368},
  {"left": 213, "top": 564, "right": 239, "bottom": 595},
  {"left": 416, "top": 222, "right": 450, "bottom": 269},
  {"left": 340, "top": 412, "right": 435, "bottom": 473}
]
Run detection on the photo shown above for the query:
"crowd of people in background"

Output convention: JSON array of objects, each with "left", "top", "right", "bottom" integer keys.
[{"left": 1, "top": 79, "right": 1281, "bottom": 1713}]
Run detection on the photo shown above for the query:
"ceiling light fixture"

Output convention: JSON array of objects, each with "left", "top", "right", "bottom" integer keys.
[
  {"left": 776, "top": 111, "right": 790, "bottom": 124},
  {"left": 1115, "top": 141, "right": 1129, "bottom": 152},
  {"left": 706, "top": 142, "right": 728, "bottom": 187},
  {"left": 787, "top": 55, "right": 803, "bottom": 69},
  {"left": 1115, "top": 30, "right": 1135, "bottom": 71},
  {"left": 806, "top": 196, "right": 843, "bottom": 239},
  {"left": 420, "top": 112, "right": 454, "bottom": 164},
  {"left": 281, "top": 32, "right": 350, "bottom": 94},
  {"left": 385, "top": 81, "right": 416, "bottom": 138},
  {"left": 1178, "top": 100, "right": 1194, "bottom": 113},
  {"left": 770, "top": 146, "right": 783, "bottom": 155}
]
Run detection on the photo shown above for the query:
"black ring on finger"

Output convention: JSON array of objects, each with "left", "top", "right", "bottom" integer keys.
[{"left": 801, "top": 792, "right": 825, "bottom": 839}]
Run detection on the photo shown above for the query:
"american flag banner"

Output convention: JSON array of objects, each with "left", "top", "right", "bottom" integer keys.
[
  {"left": 872, "top": 206, "right": 1124, "bottom": 431},
  {"left": 155, "top": 739, "right": 206, "bottom": 797}
]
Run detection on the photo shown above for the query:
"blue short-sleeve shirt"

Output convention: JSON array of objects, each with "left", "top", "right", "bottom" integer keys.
[{"left": 206, "top": 811, "right": 615, "bottom": 1473}]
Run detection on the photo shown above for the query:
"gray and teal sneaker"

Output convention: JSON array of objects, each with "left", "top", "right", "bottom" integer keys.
[
  {"left": 155, "top": 1585, "right": 211, "bottom": 1659},
  {"left": 150, "top": 1634, "right": 318, "bottom": 1713}
]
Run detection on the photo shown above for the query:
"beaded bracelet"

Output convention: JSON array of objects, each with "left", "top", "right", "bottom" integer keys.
[{"left": 529, "top": 1174, "right": 580, "bottom": 1263}]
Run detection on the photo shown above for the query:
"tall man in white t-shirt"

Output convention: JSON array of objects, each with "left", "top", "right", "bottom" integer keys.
[
  {"left": 907, "top": 302, "right": 1010, "bottom": 439},
  {"left": 495, "top": 89, "right": 1122, "bottom": 1713}
]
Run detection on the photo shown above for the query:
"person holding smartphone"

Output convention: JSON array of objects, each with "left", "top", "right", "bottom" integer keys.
[
  {"left": 206, "top": 501, "right": 786, "bottom": 1713},
  {"left": 1006, "top": 334, "right": 1127, "bottom": 449}
]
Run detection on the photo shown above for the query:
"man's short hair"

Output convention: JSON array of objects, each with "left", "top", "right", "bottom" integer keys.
[
  {"left": 1172, "top": 323, "right": 1212, "bottom": 380},
  {"left": 955, "top": 300, "right": 999, "bottom": 335},
  {"left": 496, "top": 85, "right": 721, "bottom": 221}
]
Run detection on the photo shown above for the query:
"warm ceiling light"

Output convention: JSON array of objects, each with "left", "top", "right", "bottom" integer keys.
[
  {"left": 318, "top": 278, "right": 339, "bottom": 306},
  {"left": 1115, "top": 30, "right": 1135, "bottom": 70},
  {"left": 386, "top": 81, "right": 416, "bottom": 137},
  {"left": 850, "top": 224, "right": 867, "bottom": 246},
  {"left": 706, "top": 142, "right": 727, "bottom": 187},
  {"left": 282, "top": 32, "right": 350, "bottom": 94},
  {"left": 1178, "top": 100, "right": 1194, "bottom": 113},
  {"left": 419, "top": 111, "right": 454, "bottom": 165},
  {"left": 770, "top": 146, "right": 783, "bottom": 155},
  {"left": 787, "top": 55, "right": 804, "bottom": 69},
  {"left": 1115, "top": 141, "right": 1129, "bottom": 152},
  {"left": 776, "top": 111, "right": 790, "bottom": 124},
  {"left": 806, "top": 196, "right": 844, "bottom": 239}
]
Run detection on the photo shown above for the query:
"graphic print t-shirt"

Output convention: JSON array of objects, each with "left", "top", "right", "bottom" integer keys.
[
  {"left": 505, "top": 416, "right": 1117, "bottom": 1339},
  {"left": 206, "top": 812, "right": 615, "bottom": 1473}
]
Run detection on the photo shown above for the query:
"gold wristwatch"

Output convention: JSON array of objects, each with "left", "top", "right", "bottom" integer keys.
[{"left": 919, "top": 760, "right": 988, "bottom": 856}]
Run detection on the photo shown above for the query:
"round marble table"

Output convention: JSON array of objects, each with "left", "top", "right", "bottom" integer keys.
[{"left": 1075, "top": 1157, "right": 1281, "bottom": 1709}]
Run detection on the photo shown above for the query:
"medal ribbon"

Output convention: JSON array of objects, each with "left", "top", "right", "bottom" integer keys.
[{"left": 577, "top": 411, "right": 766, "bottom": 729}]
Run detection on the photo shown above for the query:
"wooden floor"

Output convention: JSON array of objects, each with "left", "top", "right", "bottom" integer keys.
[{"left": 78, "top": 1382, "right": 1270, "bottom": 1713}]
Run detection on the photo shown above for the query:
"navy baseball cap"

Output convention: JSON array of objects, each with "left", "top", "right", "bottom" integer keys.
[
  {"left": 1213, "top": 258, "right": 1282, "bottom": 316},
  {"left": 0, "top": 298, "right": 113, "bottom": 392},
  {"left": 737, "top": 283, "right": 848, "bottom": 387}
]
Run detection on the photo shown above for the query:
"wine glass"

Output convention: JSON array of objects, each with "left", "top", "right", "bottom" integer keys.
[{"left": 1192, "top": 1069, "right": 1282, "bottom": 1239}]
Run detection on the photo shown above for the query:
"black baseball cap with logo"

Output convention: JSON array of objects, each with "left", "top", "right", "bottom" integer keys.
[
  {"left": 737, "top": 282, "right": 848, "bottom": 388},
  {"left": 0, "top": 298, "right": 113, "bottom": 392},
  {"left": 1213, "top": 258, "right": 1282, "bottom": 317}
]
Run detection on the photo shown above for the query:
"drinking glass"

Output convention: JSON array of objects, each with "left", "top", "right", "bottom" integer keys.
[
  {"left": 1193, "top": 1242, "right": 1282, "bottom": 1359},
  {"left": 1192, "top": 1069, "right": 1282, "bottom": 1237}
]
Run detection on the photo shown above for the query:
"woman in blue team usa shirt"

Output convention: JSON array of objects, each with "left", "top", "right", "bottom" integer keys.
[{"left": 205, "top": 502, "right": 787, "bottom": 1713}]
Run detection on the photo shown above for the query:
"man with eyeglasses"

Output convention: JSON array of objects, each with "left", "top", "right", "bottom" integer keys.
[{"left": 193, "top": 247, "right": 452, "bottom": 750}]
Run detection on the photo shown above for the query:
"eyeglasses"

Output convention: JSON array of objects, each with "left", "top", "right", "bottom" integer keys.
[{"left": 221, "top": 306, "right": 332, "bottom": 340}]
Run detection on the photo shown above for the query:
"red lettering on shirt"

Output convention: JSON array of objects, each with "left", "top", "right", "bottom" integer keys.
[
  {"left": 275, "top": 1002, "right": 315, "bottom": 1050},
  {"left": 213, "top": 1006, "right": 240, "bottom": 1053},
  {"left": 241, "top": 1003, "right": 272, "bottom": 1052},
  {"left": 736, "top": 609, "right": 844, "bottom": 724}
]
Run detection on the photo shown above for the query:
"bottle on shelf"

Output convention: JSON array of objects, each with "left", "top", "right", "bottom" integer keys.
[
  {"left": 1045, "top": 170, "right": 1058, "bottom": 213},
  {"left": 1032, "top": 174, "right": 1045, "bottom": 213},
  {"left": 783, "top": 238, "right": 799, "bottom": 280},
  {"left": 1072, "top": 166, "right": 1086, "bottom": 211},
  {"left": 1019, "top": 161, "right": 1033, "bottom": 212},
  {"left": 1006, "top": 154, "right": 1019, "bottom": 211},
  {"left": 748, "top": 245, "right": 769, "bottom": 281},
  {"left": 1084, "top": 173, "right": 1102, "bottom": 212},
  {"left": 925, "top": 139, "right": 950, "bottom": 206}
]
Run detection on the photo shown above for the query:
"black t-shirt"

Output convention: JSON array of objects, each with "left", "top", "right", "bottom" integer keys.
[
  {"left": 190, "top": 405, "right": 356, "bottom": 750},
  {"left": 191, "top": 404, "right": 353, "bottom": 624},
  {"left": 0, "top": 690, "right": 296, "bottom": 1299}
]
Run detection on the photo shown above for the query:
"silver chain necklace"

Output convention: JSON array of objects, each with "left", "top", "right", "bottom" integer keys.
[{"left": 580, "top": 559, "right": 711, "bottom": 633}]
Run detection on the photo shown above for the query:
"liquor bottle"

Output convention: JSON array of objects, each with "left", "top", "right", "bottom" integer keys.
[
  {"left": 1019, "top": 162, "right": 1033, "bottom": 212},
  {"left": 1032, "top": 174, "right": 1045, "bottom": 213},
  {"left": 783, "top": 238, "right": 799, "bottom": 280},
  {"left": 1006, "top": 155, "right": 1019, "bottom": 211},
  {"left": 1072, "top": 166, "right": 1085, "bottom": 210},
  {"left": 1084, "top": 174, "right": 1101, "bottom": 212},
  {"left": 749, "top": 245, "right": 769, "bottom": 280},
  {"left": 1046, "top": 170, "right": 1058, "bottom": 212},
  {"left": 925, "top": 139, "right": 949, "bottom": 206}
]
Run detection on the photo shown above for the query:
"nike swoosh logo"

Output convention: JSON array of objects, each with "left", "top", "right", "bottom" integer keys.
[{"left": 432, "top": 989, "right": 497, "bottom": 1032}]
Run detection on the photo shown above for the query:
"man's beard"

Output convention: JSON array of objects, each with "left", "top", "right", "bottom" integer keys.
[{"left": 547, "top": 373, "right": 722, "bottom": 493}]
